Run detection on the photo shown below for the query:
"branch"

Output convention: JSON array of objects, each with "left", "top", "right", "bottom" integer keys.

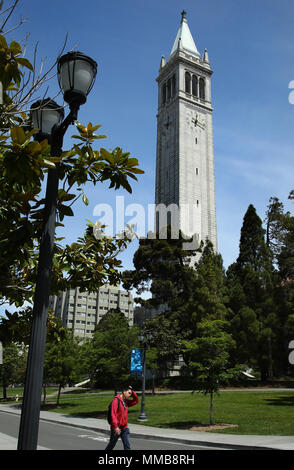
[
  {"left": 3, "top": 14, "right": 27, "bottom": 35},
  {"left": 6, "top": 33, "right": 69, "bottom": 116},
  {"left": 0, "top": 0, "right": 19, "bottom": 31},
  {"left": 2, "top": 284, "right": 32, "bottom": 293}
]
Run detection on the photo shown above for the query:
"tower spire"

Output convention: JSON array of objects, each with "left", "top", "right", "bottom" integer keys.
[
  {"left": 181, "top": 10, "right": 187, "bottom": 22},
  {"left": 169, "top": 10, "right": 200, "bottom": 58}
]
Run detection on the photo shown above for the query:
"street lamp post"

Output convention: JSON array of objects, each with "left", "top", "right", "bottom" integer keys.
[
  {"left": 17, "top": 52, "right": 97, "bottom": 450},
  {"left": 137, "top": 332, "right": 151, "bottom": 422}
]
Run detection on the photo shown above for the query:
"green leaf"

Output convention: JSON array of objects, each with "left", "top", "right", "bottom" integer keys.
[
  {"left": 89, "top": 124, "right": 102, "bottom": 132},
  {"left": 0, "top": 35, "right": 8, "bottom": 49},
  {"left": 125, "top": 158, "right": 140, "bottom": 167},
  {"left": 9, "top": 41, "right": 22, "bottom": 55},
  {"left": 10, "top": 126, "right": 26, "bottom": 145},
  {"left": 59, "top": 204, "right": 74, "bottom": 217},
  {"left": 25, "top": 128, "right": 38, "bottom": 141},
  {"left": 126, "top": 167, "right": 144, "bottom": 174},
  {"left": 16, "top": 57, "right": 34, "bottom": 72},
  {"left": 58, "top": 189, "right": 76, "bottom": 202},
  {"left": 82, "top": 193, "right": 89, "bottom": 206},
  {"left": 91, "top": 134, "right": 107, "bottom": 140},
  {"left": 42, "top": 158, "right": 56, "bottom": 169},
  {"left": 100, "top": 148, "right": 115, "bottom": 164},
  {"left": 71, "top": 134, "right": 88, "bottom": 141}
]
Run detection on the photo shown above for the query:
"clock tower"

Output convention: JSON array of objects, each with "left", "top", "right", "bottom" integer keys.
[{"left": 155, "top": 11, "right": 217, "bottom": 256}]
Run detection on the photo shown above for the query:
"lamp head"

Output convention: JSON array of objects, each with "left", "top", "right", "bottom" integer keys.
[
  {"left": 30, "top": 99, "right": 64, "bottom": 142},
  {"left": 57, "top": 51, "right": 97, "bottom": 110}
]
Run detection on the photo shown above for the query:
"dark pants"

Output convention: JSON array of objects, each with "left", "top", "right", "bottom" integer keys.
[{"left": 105, "top": 427, "right": 131, "bottom": 451}]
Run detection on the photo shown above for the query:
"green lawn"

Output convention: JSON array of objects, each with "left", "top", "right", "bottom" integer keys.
[{"left": 36, "top": 389, "right": 294, "bottom": 436}]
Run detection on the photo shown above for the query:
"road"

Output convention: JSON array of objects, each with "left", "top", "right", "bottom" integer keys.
[{"left": 0, "top": 411, "right": 224, "bottom": 450}]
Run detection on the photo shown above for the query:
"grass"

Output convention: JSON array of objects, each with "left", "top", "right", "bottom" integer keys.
[
  {"left": 0, "top": 386, "right": 24, "bottom": 399},
  {"left": 0, "top": 386, "right": 58, "bottom": 401},
  {"left": 34, "top": 389, "right": 294, "bottom": 436},
  {"left": 2, "top": 387, "right": 294, "bottom": 435}
]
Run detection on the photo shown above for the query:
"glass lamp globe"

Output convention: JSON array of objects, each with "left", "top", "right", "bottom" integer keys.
[
  {"left": 30, "top": 99, "right": 64, "bottom": 141},
  {"left": 57, "top": 51, "right": 97, "bottom": 108}
]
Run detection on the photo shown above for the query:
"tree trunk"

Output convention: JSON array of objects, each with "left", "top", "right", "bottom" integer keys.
[
  {"left": 268, "top": 335, "right": 273, "bottom": 382},
  {"left": 210, "top": 392, "right": 214, "bottom": 425},
  {"left": 57, "top": 384, "right": 62, "bottom": 405}
]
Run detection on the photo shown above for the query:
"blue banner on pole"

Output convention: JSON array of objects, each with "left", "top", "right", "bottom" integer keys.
[{"left": 130, "top": 348, "right": 143, "bottom": 376}]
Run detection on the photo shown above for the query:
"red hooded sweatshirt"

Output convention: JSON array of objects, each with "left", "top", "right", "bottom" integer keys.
[{"left": 110, "top": 391, "right": 139, "bottom": 430}]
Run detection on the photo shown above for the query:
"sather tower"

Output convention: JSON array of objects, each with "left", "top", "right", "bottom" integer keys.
[{"left": 155, "top": 11, "right": 217, "bottom": 254}]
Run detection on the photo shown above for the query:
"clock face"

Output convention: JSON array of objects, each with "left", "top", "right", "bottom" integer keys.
[
  {"left": 185, "top": 108, "right": 206, "bottom": 131},
  {"left": 192, "top": 113, "right": 205, "bottom": 130}
]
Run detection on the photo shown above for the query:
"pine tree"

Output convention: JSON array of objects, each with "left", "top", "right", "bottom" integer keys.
[
  {"left": 190, "top": 240, "right": 228, "bottom": 331},
  {"left": 122, "top": 226, "right": 198, "bottom": 329},
  {"left": 270, "top": 192, "right": 294, "bottom": 374},
  {"left": 178, "top": 241, "right": 240, "bottom": 423},
  {"left": 237, "top": 204, "right": 271, "bottom": 275},
  {"left": 265, "top": 197, "right": 289, "bottom": 267},
  {"left": 228, "top": 204, "right": 278, "bottom": 380}
]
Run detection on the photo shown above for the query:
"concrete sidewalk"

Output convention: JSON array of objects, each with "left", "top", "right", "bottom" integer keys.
[{"left": 0, "top": 403, "right": 294, "bottom": 450}]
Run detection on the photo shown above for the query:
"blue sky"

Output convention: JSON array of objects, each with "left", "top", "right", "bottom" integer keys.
[{"left": 7, "top": 0, "right": 294, "bottom": 277}]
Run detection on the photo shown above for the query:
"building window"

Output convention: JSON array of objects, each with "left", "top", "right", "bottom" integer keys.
[
  {"left": 185, "top": 72, "right": 191, "bottom": 94},
  {"left": 192, "top": 75, "right": 198, "bottom": 97},
  {"left": 167, "top": 78, "right": 171, "bottom": 100},
  {"left": 162, "top": 83, "right": 166, "bottom": 104},
  {"left": 172, "top": 74, "right": 176, "bottom": 96},
  {"left": 199, "top": 77, "right": 205, "bottom": 100}
]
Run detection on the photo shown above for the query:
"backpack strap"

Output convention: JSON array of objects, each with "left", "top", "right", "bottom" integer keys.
[{"left": 115, "top": 396, "right": 120, "bottom": 412}]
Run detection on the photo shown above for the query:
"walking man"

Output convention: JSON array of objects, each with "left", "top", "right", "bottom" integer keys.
[{"left": 105, "top": 385, "right": 139, "bottom": 451}]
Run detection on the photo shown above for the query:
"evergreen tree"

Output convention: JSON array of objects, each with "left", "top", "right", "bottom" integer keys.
[
  {"left": 123, "top": 225, "right": 198, "bottom": 337},
  {"left": 278, "top": 215, "right": 294, "bottom": 280},
  {"left": 228, "top": 204, "right": 278, "bottom": 380},
  {"left": 190, "top": 240, "right": 228, "bottom": 330},
  {"left": 178, "top": 241, "right": 242, "bottom": 423},
  {"left": 123, "top": 226, "right": 197, "bottom": 308},
  {"left": 271, "top": 192, "right": 294, "bottom": 374},
  {"left": 237, "top": 204, "right": 271, "bottom": 275},
  {"left": 265, "top": 197, "right": 289, "bottom": 267}
]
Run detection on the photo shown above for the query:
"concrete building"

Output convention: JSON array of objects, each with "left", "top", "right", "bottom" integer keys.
[
  {"left": 155, "top": 11, "right": 217, "bottom": 258},
  {"left": 49, "top": 285, "right": 134, "bottom": 338}
]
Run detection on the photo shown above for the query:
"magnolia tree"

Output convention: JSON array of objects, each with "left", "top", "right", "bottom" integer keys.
[{"left": 0, "top": 1, "right": 144, "bottom": 330}]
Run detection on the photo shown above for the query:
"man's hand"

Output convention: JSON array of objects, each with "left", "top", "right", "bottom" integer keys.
[{"left": 114, "top": 427, "right": 121, "bottom": 435}]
